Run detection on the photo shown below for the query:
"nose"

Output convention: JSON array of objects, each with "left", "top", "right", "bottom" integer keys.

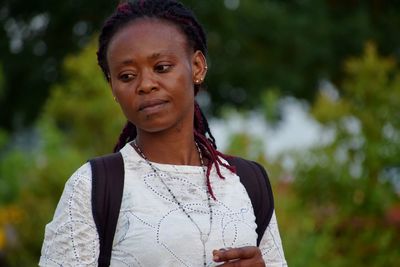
[{"left": 137, "top": 69, "right": 157, "bottom": 94}]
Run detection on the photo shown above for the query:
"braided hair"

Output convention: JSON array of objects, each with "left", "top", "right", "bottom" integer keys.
[{"left": 97, "top": 0, "right": 235, "bottom": 199}]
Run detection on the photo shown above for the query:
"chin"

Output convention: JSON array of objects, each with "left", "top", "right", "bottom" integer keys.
[{"left": 137, "top": 121, "right": 175, "bottom": 134}]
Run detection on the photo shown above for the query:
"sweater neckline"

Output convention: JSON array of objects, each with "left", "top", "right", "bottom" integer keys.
[{"left": 120, "top": 142, "right": 206, "bottom": 174}]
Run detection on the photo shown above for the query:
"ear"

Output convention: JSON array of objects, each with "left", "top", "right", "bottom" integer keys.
[{"left": 192, "top": 50, "right": 208, "bottom": 85}]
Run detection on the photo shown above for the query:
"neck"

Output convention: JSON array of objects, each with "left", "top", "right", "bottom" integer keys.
[{"left": 135, "top": 130, "right": 200, "bottom": 166}]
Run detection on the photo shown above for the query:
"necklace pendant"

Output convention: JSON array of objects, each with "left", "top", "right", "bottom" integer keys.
[{"left": 200, "top": 233, "right": 209, "bottom": 243}]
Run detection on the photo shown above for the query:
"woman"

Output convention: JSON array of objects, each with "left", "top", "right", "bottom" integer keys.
[{"left": 39, "top": 0, "right": 287, "bottom": 266}]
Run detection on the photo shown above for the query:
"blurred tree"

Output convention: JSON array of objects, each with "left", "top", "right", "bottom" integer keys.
[
  {"left": 41, "top": 39, "right": 125, "bottom": 155},
  {"left": 0, "top": 0, "right": 118, "bottom": 130},
  {"left": 0, "top": 64, "right": 4, "bottom": 102},
  {"left": 286, "top": 43, "right": 400, "bottom": 266},
  {"left": 1, "top": 0, "right": 400, "bottom": 131},
  {"left": 0, "top": 39, "right": 125, "bottom": 266}
]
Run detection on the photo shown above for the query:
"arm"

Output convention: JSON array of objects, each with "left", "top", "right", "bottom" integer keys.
[
  {"left": 39, "top": 163, "right": 99, "bottom": 267},
  {"left": 258, "top": 210, "right": 287, "bottom": 267}
]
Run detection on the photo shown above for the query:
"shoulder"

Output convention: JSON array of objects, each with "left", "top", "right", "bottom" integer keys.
[
  {"left": 52, "top": 162, "right": 93, "bottom": 217},
  {"left": 40, "top": 162, "right": 98, "bottom": 266},
  {"left": 71, "top": 162, "right": 92, "bottom": 180},
  {"left": 63, "top": 162, "right": 92, "bottom": 196}
]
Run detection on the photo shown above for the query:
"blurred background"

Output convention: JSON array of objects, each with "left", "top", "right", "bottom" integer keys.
[{"left": 0, "top": 0, "right": 399, "bottom": 266}]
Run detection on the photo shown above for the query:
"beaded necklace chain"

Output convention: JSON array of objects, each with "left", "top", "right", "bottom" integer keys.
[{"left": 132, "top": 140, "right": 213, "bottom": 266}]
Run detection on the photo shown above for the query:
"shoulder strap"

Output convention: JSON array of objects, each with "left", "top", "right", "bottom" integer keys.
[
  {"left": 226, "top": 157, "right": 274, "bottom": 246},
  {"left": 89, "top": 152, "right": 125, "bottom": 267}
]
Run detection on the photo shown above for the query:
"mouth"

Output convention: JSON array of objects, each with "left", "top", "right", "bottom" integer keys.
[{"left": 138, "top": 99, "right": 169, "bottom": 112}]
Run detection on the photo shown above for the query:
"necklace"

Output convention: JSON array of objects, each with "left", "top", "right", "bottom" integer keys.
[{"left": 133, "top": 140, "right": 213, "bottom": 267}]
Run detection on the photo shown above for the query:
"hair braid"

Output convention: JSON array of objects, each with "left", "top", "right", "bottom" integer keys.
[
  {"left": 114, "top": 121, "right": 137, "bottom": 152},
  {"left": 194, "top": 102, "right": 217, "bottom": 148},
  {"left": 193, "top": 102, "right": 235, "bottom": 200}
]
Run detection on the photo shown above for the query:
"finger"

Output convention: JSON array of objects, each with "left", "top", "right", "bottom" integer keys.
[
  {"left": 212, "top": 247, "right": 233, "bottom": 259},
  {"left": 216, "top": 259, "right": 240, "bottom": 267},
  {"left": 213, "top": 246, "right": 261, "bottom": 262},
  {"left": 216, "top": 258, "right": 265, "bottom": 267}
]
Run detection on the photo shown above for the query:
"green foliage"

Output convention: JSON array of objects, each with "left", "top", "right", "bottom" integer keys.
[
  {"left": 0, "top": 0, "right": 117, "bottom": 129},
  {"left": 41, "top": 38, "right": 125, "bottom": 155},
  {"left": 0, "top": 38, "right": 125, "bottom": 266},
  {"left": 0, "top": 129, "right": 7, "bottom": 150},
  {"left": 0, "top": 64, "right": 4, "bottom": 102},
  {"left": 260, "top": 88, "right": 281, "bottom": 124},
  {"left": 0, "top": 150, "right": 26, "bottom": 204},
  {"left": 2, "top": 0, "right": 400, "bottom": 128},
  {"left": 288, "top": 43, "right": 400, "bottom": 266},
  {"left": 226, "top": 132, "right": 266, "bottom": 164}
]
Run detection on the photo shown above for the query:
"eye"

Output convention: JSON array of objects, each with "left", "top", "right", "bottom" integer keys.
[
  {"left": 119, "top": 73, "right": 136, "bottom": 82},
  {"left": 154, "top": 64, "right": 172, "bottom": 73}
]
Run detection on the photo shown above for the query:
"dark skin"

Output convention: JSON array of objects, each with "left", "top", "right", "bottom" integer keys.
[
  {"left": 106, "top": 17, "right": 265, "bottom": 266},
  {"left": 213, "top": 247, "right": 265, "bottom": 266}
]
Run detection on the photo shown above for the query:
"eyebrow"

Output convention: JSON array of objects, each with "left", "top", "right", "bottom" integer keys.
[
  {"left": 148, "top": 52, "right": 162, "bottom": 60},
  {"left": 120, "top": 59, "right": 136, "bottom": 65},
  {"left": 147, "top": 50, "right": 174, "bottom": 60},
  {"left": 117, "top": 51, "right": 175, "bottom": 66}
]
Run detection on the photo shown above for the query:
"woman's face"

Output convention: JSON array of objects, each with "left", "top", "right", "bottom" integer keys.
[{"left": 107, "top": 18, "right": 206, "bottom": 136}]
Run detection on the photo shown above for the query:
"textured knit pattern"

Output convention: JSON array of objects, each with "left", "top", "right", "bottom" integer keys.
[{"left": 40, "top": 143, "right": 287, "bottom": 266}]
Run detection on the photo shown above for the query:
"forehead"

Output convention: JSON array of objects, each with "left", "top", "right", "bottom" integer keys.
[{"left": 107, "top": 18, "right": 191, "bottom": 61}]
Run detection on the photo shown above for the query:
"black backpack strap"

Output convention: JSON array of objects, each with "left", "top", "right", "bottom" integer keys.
[
  {"left": 226, "top": 157, "right": 274, "bottom": 246},
  {"left": 89, "top": 152, "right": 125, "bottom": 267}
]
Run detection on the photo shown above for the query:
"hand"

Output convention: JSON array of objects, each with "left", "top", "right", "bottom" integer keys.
[{"left": 212, "top": 246, "right": 265, "bottom": 266}]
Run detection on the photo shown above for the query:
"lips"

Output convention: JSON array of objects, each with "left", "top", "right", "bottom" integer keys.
[{"left": 138, "top": 99, "right": 168, "bottom": 112}]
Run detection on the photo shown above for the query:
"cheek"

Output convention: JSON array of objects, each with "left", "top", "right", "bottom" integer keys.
[
  {"left": 179, "top": 90, "right": 195, "bottom": 116},
  {"left": 174, "top": 84, "right": 195, "bottom": 108},
  {"left": 112, "top": 86, "right": 137, "bottom": 114},
  {"left": 175, "top": 73, "right": 195, "bottom": 98},
  {"left": 112, "top": 82, "right": 134, "bottom": 100}
]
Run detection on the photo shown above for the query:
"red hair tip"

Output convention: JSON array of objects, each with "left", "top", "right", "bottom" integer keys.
[{"left": 117, "top": 2, "right": 130, "bottom": 13}]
